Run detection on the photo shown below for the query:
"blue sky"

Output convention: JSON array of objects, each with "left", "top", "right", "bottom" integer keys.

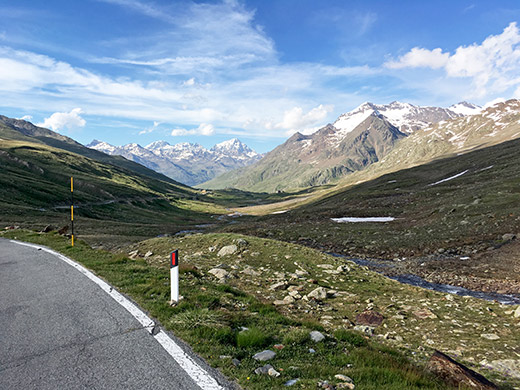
[{"left": 1, "top": 0, "right": 520, "bottom": 152}]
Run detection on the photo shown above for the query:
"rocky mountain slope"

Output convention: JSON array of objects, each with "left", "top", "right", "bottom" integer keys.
[
  {"left": 202, "top": 101, "right": 481, "bottom": 192},
  {"left": 88, "top": 138, "right": 262, "bottom": 186}
]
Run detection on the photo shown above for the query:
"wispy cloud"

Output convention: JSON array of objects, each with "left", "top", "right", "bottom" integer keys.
[
  {"left": 385, "top": 22, "right": 520, "bottom": 98},
  {"left": 171, "top": 123, "right": 215, "bottom": 136}
]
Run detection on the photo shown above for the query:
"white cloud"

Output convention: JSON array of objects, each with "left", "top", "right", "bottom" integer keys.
[
  {"left": 386, "top": 47, "right": 449, "bottom": 69},
  {"left": 385, "top": 22, "right": 520, "bottom": 98},
  {"left": 171, "top": 123, "right": 215, "bottom": 136},
  {"left": 139, "top": 120, "right": 161, "bottom": 135},
  {"left": 276, "top": 104, "right": 334, "bottom": 134},
  {"left": 18, "top": 115, "right": 32, "bottom": 121},
  {"left": 38, "top": 108, "right": 86, "bottom": 131}
]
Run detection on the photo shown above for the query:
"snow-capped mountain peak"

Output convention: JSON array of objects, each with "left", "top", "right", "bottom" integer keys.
[
  {"left": 448, "top": 102, "right": 482, "bottom": 116},
  {"left": 87, "top": 138, "right": 262, "bottom": 186}
]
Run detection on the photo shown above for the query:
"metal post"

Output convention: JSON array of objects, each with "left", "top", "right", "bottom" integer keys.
[
  {"left": 170, "top": 250, "right": 179, "bottom": 304},
  {"left": 71, "top": 177, "right": 74, "bottom": 247}
]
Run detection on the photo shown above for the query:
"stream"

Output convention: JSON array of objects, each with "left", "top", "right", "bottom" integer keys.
[{"left": 329, "top": 253, "right": 520, "bottom": 305}]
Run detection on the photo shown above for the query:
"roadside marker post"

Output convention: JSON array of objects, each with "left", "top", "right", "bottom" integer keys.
[
  {"left": 170, "top": 250, "right": 179, "bottom": 305},
  {"left": 70, "top": 177, "right": 74, "bottom": 247}
]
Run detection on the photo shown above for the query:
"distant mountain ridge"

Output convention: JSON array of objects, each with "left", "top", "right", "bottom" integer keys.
[
  {"left": 88, "top": 138, "right": 262, "bottom": 186},
  {"left": 201, "top": 100, "right": 485, "bottom": 192}
]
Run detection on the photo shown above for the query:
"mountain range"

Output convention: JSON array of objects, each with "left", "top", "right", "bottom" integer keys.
[
  {"left": 88, "top": 138, "right": 262, "bottom": 186},
  {"left": 202, "top": 101, "right": 483, "bottom": 192}
]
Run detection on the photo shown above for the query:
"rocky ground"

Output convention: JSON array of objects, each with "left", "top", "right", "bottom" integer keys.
[{"left": 128, "top": 232, "right": 520, "bottom": 389}]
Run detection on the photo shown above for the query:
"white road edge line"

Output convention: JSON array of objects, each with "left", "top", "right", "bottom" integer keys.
[{"left": 10, "top": 240, "right": 224, "bottom": 390}]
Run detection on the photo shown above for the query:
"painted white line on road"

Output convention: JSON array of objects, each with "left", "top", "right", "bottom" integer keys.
[{"left": 11, "top": 240, "right": 224, "bottom": 390}]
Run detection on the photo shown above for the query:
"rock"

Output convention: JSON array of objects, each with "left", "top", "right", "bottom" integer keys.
[
  {"left": 336, "top": 265, "right": 351, "bottom": 273},
  {"left": 41, "top": 225, "right": 54, "bottom": 233},
  {"left": 336, "top": 383, "right": 355, "bottom": 389},
  {"left": 307, "top": 287, "right": 328, "bottom": 300},
  {"left": 309, "top": 348, "right": 316, "bottom": 353},
  {"left": 208, "top": 246, "right": 216, "bottom": 252},
  {"left": 285, "top": 379, "right": 299, "bottom": 386},
  {"left": 208, "top": 268, "right": 229, "bottom": 279},
  {"left": 480, "top": 334, "right": 500, "bottom": 340},
  {"left": 270, "top": 281, "right": 288, "bottom": 291},
  {"left": 502, "top": 233, "right": 516, "bottom": 241},
  {"left": 317, "top": 380, "right": 336, "bottom": 389},
  {"left": 254, "top": 364, "right": 273, "bottom": 375},
  {"left": 514, "top": 306, "right": 520, "bottom": 318},
  {"left": 334, "top": 374, "right": 353, "bottom": 383},
  {"left": 232, "top": 358, "right": 241, "bottom": 367},
  {"left": 241, "top": 267, "right": 260, "bottom": 276},
  {"left": 353, "top": 325, "right": 374, "bottom": 336},
  {"left": 317, "top": 264, "right": 335, "bottom": 269},
  {"left": 128, "top": 250, "right": 139, "bottom": 259},
  {"left": 355, "top": 310, "right": 384, "bottom": 327},
  {"left": 253, "top": 350, "right": 276, "bottom": 361},
  {"left": 310, "top": 331, "right": 325, "bottom": 342},
  {"left": 268, "top": 367, "right": 281, "bottom": 377},
  {"left": 144, "top": 251, "right": 153, "bottom": 258},
  {"left": 58, "top": 225, "right": 69, "bottom": 235},
  {"left": 484, "top": 359, "right": 520, "bottom": 379},
  {"left": 413, "top": 308, "right": 437, "bottom": 319},
  {"left": 288, "top": 290, "right": 301, "bottom": 299},
  {"left": 295, "top": 269, "right": 308, "bottom": 276},
  {"left": 217, "top": 245, "right": 238, "bottom": 256},
  {"left": 234, "top": 238, "right": 249, "bottom": 246},
  {"left": 274, "top": 296, "right": 295, "bottom": 305},
  {"left": 273, "top": 344, "right": 285, "bottom": 350},
  {"left": 428, "top": 350, "right": 498, "bottom": 390}
]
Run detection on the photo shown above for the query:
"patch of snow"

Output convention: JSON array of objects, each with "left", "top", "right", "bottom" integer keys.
[
  {"left": 331, "top": 217, "right": 395, "bottom": 223},
  {"left": 479, "top": 165, "right": 493, "bottom": 171},
  {"left": 428, "top": 170, "right": 469, "bottom": 186},
  {"left": 271, "top": 210, "right": 288, "bottom": 214}
]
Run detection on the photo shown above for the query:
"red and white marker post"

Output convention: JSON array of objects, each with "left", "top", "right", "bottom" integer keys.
[{"left": 170, "top": 250, "right": 179, "bottom": 305}]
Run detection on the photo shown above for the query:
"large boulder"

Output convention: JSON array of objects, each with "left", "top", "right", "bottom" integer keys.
[
  {"left": 217, "top": 245, "right": 238, "bottom": 257},
  {"left": 428, "top": 350, "right": 498, "bottom": 390}
]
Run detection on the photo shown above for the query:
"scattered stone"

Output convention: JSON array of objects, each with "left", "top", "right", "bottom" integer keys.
[
  {"left": 270, "top": 281, "right": 288, "bottom": 291},
  {"left": 480, "top": 334, "right": 500, "bottom": 340},
  {"left": 482, "top": 359, "right": 520, "bottom": 379},
  {"left": 355, "top": 310, "right": 384, "bottom": 327},
  {"left": 268, "top": 367, "right": 281, "bottom": 377},
  {"left": 208, "top": 246, "right": 216, "bottom": 252},
  {"left": 254, "top": 364, "right": 273, "bottom": 375},
  {"left": 285, "top": 379, "right": 299, "bottom": 386},
  {"left": 217, "top": 245, "right": 238, "bottom": 257},
  {"left": 253, "top": 350, "right": 276, "bottom": 361},
  {"left": 353, "top": 325, "right": 374, "bottom": 336},
  {"left": 234, "top": 238, "right": 249, "bottom": 247},
  {"left": 232, "top": 358, "right": 241, "bottom": 367},
  {"left": 336, "top": 265, "right": 351, "bottom": 273},
  {"left": 334, "top": 374, "right": 353, "bottom": 383},
  {"left": 288, "top": 290, "right": 302, "bottom": 299},
  {"left": 444, "top": 294, "right": 454, "bottom": 301},
  {"left": 336, "top": 383, "right": 355, "bottom": 389},
  {"left": 41, "top": 225, "right": 54, "bottom": 233},
  {"left": 144, "top": 251, "right": 153, "bottom": 258},
  {"left": 274, "top": 296, "right": 295, "bottom": 305},
  {"left": 310, "top": 331, "right": 325, "bottom": 342},
  {"left": 317, "top": 264, "right": 335, "bottom": 269},
  {"left": 295, "top": 269, "right": 308, "bottom": 276},
  {"left": 502, "top": 233, "right": 516, "bottom": 242},
  {"left": 128, "top": 250, "right": 139, "bottom": 259},
  {"left": 309, "top": 348, "right": 316, "bottom": 353},
  {"left": 241, "top": 267, "right": 260, "bottom": 276},
  {"left": 514, "top": 306, "right": 520, "bottom": 318},
  {"left": 317, "top": 380, "right": 336, "bottom": 389},
  {"left": 58, "top": 225, "right": 69, "bottom": 235},
  {"left": 208, "top": 268, "right": 229, "bottom": 280},
  {"left": 413, "top": 308, "right": 438, "bottom": 320},
  {"left": 428, "top": 350, "right": 498, "bottom": 390},
  {"left": 306, "top": 287, "right": 328, "bottom": 300}
]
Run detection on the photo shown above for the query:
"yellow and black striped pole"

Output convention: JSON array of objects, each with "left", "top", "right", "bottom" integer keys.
[{"left": 71, "top": 177, "right": 74, "bottom": 246}]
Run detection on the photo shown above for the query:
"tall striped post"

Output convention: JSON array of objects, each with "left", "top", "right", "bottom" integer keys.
[
  {"left": 71, "top": 177, "right": 74, "bottom": 247},
  {"left": 170, "top": 250, "right": 179, "bottom": 304}
]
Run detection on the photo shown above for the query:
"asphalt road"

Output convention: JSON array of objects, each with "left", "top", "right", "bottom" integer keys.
[{"left": 0, "top": 238, "right": 233, "bottom": 390}]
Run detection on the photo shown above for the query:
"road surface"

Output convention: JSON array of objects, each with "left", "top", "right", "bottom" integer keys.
[{"left": 0, "top": 238, "right": 233, "bottom": 390}]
